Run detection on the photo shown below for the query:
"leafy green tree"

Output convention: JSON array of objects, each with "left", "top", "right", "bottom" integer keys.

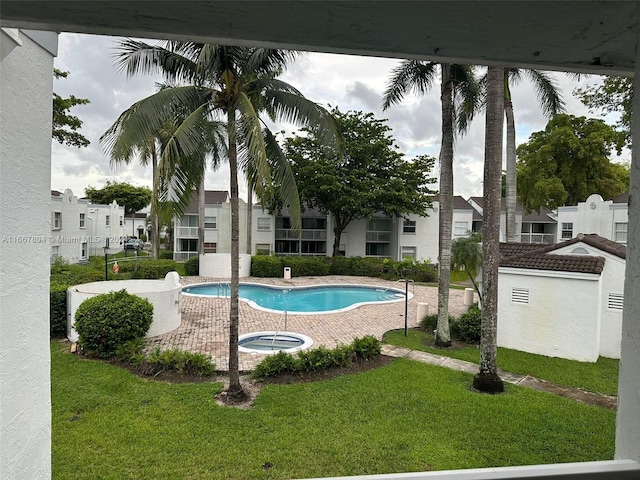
[
  {"left": 451, "top": 232, "right": 482, "bottom": 302},
  {"left": 501, "top": 69, "right": 564, "bottom": 241},
  {"left": 516, "top": 114, "right": 628, "bottom": 212},
  {"left": 84, "top": 181, "right": 151, "bottom": 217},
  {"left": 52, "top": 69, "right": 90, "bottom": 148},
  {"left": 473, "top": 66, "right": 504, "bottom": 394},
  {"left": 383, "top": 61, "right": 481, "bottom": 348},
  {"left": 281, "top": 109, "right": 436, "bottom": 256},
  {"left": 101, "top": 41, "right": 337, "bottom": 399},
  {"left": 574, "top": 76, "right": 632, "bottom": 147}
]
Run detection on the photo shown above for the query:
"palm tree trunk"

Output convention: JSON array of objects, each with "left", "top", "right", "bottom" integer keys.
[
  {"left": 246, "top": 182, "right": 253, "bottom": 255},
  {"left": 198, "top": 178, "right": 205, "bottom": 255},
  {"left": 473, "top": 65, "right": 505, "bottom": 394},
  {"left": 227, "top": 113, "right": 245, "bottom": 399},
  {"left": 505, "top": 94, "right": 517, "bottom": 243},
  {"left": 151, "top": 149, "right": 159, "bottom": 259},
  {"left": 436, "top": 63, "right": 453, "bottom": 347}
]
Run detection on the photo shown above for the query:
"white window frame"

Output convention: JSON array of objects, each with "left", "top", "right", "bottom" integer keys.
[
  {"left": 615, "top": 222, "right": 628, "bottom": 243},
  {"left": 454, "top": 221, "right": 468, "bottom": 236},
  {"left": 81, "top": 242, "right": 87, "bottom": 259},
  {"left": 204, "top": 216, "right": 217, "bottom": 229},
  {"left": 403, "top": 219, "right": 416, "bottom": 234},
  {"left": 119, "top": 215, "right": 124, "bottom": 226},
  {"left": 257, "top": 217, "right": 271, "bottom": 231},
  {"left": 256, "top": 243, "right": 271, "bottom": 255},
  {"left": 51, "top": 245, "right": 60, "bottom": 263},
  {"left": 79, "top": 213, "right": 85, "bottom": 228},
  {"left": 401, "top": 246, "right": 416, "bottom": 259},
  {"left": 561, "top": 222, "right": 573, "bottom": 239},
  {"left": 105, "top": 215, "right": 110, "bottom": 227},
  {"left": 53, "top": 212, "right": 62, "bottom": 230}
]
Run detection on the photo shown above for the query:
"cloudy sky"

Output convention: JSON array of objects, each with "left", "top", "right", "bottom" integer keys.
[{"left": 51, "top": 32, "right": 619, "bottom": 201}]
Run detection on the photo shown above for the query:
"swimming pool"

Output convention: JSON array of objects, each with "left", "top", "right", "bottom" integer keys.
[{"left": 182, "top": 283, "right": 410, "bottom": 314}]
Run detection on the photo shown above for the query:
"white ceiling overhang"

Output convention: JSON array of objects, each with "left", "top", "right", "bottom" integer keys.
[{"left": 0, "top": 1, "right": 637, "bottom": 76}]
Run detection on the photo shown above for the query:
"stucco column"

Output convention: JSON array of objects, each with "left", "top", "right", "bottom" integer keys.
[
  {"left": 0, "top": 30, "right": 57, "bottom": 479},
  {"left": 615, "top": 11, "right": 640, "bottom": 462}
]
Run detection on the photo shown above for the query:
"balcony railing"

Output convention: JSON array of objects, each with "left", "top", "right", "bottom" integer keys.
[
  {"left": 174, "top": 251, "right": 198, "bottom": 262},
  {"left": 520, "top": 233, "right": 555, "bottom": 244},
  {"left": 366, "top": 231, "right": 392, "bottom": 242},
  {"left": 275, "top": 229, "right": 327, "bottom": 240},
  {"left": 177, "top": 227, "right": 199, "bottom": 238}
]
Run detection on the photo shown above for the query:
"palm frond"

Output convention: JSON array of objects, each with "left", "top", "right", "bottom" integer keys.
[
  {"left": 451, "top": 65, "right": 482, "bottom": 134},
  {"left": 246, "top": 48, "right": 300, "bottom": 76},
  {"left": 382, "top": 60, "right": 438, "bottom": 109},
  {"left": 524, "top": 69, "right": 566, "bottom": 117},
  {"left": 233, "top": 92, "right": 271, "bottom": 189},
  {"left": 114, "top": 39, "right": 202, "bottom": 85}
]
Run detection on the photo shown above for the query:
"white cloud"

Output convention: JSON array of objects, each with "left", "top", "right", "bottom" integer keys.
[{"left": 53, "top": 33, "right": 606, "bottom": 202}]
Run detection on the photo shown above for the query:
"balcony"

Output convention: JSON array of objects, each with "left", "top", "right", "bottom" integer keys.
[{"left": 520, "top": 233, "right": 556, "bottom": 244}]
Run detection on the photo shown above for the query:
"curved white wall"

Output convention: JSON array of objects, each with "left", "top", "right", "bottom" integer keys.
[
  {"left": 67, "top": 272, "right": 182, "bottom": 342},
  {"left": 199, "top": 253, "right": 252, "bottom": 278}
]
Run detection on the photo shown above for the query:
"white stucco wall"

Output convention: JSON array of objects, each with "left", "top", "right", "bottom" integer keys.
[
  {"left": 0, "top": 28, "right": 57, "bottom": 480},
  {"left": 556, "top": 193, "right": 628, "bottom": 243},
  {"left": 551, "top": 243, "right": 626, "bottom": 358},
  {"left": 397, "top": 209, "right": 439, "bottom": 263},
  {"left": 51, "top": 189, "right": 89, "bottom": 264},
  {"left": 497, "top": 269, "right": 602, "bottom": 362}
]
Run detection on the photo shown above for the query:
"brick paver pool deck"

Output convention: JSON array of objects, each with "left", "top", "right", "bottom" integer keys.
[{"left": 147, "top": 275, "right": 472, "bottom": 372}]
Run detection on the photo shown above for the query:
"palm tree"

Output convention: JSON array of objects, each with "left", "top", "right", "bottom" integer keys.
[
  {"left": 502, "top": 69, "right": 564, "bottom": 241},
  {"left": 473, "top": 65, "right": 504, "bottom": 394},
  {"left": 451, "top": 232, "right": 482, "bottom": 302},
  {"left": 383, "top": 61, "right": 481, "bottom": 347},
  {"left": 103, "top": 41, "right": 336, "bottom": 399}
]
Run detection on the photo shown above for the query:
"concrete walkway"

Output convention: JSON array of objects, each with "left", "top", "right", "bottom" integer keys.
[{"left": 382, "top": 345, "right": 618, "bottom": 411}]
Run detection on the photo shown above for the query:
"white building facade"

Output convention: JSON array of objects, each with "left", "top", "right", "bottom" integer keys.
[{"left": 557, "top": 193, "right": 628, "bottom": 244}]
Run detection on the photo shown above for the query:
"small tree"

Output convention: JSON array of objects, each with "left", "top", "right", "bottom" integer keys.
[
  {"left": 451, "top": 232, "right": 482, "bottom": 303},
  {"left": 85, "top": 182, "right": 152, "bottom": 237}
]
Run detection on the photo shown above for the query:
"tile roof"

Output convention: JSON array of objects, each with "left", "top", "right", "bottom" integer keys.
[
  {"left": 500, "top": 252, "right": 605, "bottom": 274},
  {"left": 499, "top": 233, "right": 625, "bottom": 274},
  {"left": 541, "top": 233, "right": 626, "bottom": 259},
  {"left": 185, "top": 190, "right": 229, "bottom": 213},
  {"left": 611, "top": 192, "right": 629, "bottom": 204},
  {"left": 453, "top": 195, "right": 474, "bottom": 210}
]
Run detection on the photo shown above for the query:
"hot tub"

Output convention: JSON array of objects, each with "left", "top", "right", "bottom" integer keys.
[{"left": 67, "top": 271, "right": 182, "bottom": 342}]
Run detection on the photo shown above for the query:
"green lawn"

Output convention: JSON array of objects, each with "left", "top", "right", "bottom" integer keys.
[
  {"left": 383, "top": 329, "right": 619, "bottom": 396},
  {"left": 52, "top": 342, "right": 615, "bottom": 479}
]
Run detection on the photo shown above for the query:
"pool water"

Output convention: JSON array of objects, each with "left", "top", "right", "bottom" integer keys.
[{"left": 182, "top": 283, "right": 409, "bottom": 314}]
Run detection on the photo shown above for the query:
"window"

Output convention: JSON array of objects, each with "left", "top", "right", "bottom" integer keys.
[
  {"left": 511, "top": 287, "right": 529, "bottom": 305},
  {"left": 403, "top": 220, "right": 416, "bottom": 234},
  {"left": 257, "top": 217, "right": 271, "bottom": 231},
  {"left": 81, "top": 242, "right": 87, "bottom": 259},
  {"left": 180, "top": 215, "right": 198, "bottom": 227},
  {"left": 401, "top": 246, "right": 416, "bottom": 259},
  {"left": 79, "top": 213, "right": 85, "bottom": 228},
  {"left": 454, "top": 221, "right": 468, "bottom": 236},
  {"left": 180, "top": 239, "right": 198, "bottom": 252},
  {"left": 615, "top": 222, "right": 628, "bottom": 243},
  {"left": 53, "top": 212, "right": 61, "bottom": 230},
  {"left": 105, "top": 215, "right": 110, "bottom": 227},
  {"left": 561, "top": 222, "right": 573, "bottom": 239},
  {"left": 608, "top": 293, "right": 624, "bottom": 310},
  {"left": 204, "top": 242, "right": 217, "bottom": 253},
  {"left": 204, "top": 216, "right": 217, "bottom": 229},
  {"left": 51, "top": 245, "right": 60, "bottom": 263},
  {"left": 256, "top": 243, "right": 270, "bottom": 255},
  {"left": 119, "top": 216, "right": 123, "bottom": 226}
]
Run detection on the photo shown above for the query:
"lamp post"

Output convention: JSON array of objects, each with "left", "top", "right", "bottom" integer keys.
[
  {"left": 397, "top": 278, "right": 414, "bottom": 337},
  {"left": 103, "top": 238, "right": 110, "bottom": 280}
]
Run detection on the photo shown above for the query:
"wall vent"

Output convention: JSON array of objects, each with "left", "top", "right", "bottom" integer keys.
[
  {"left": 608, "top": 293, "right": 624, "bottom": 311},
  {"left": 511, "top": 287, "right": 529, "bottom": 305}
]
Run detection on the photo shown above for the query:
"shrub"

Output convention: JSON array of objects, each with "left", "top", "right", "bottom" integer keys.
[
  {"left": 145, "top": 348, "right": 216, "bottom": 376},
  {"left": 158, "top": 250, "right": 174, "bottom": 260},
  {"left": 349, "top": 257, "right": 387, "bottom": 277},
  {"left": 130, "top": 260, "right": 177, "bottom": 279},
  {"left": 184, "top": 255, "right": 199, "bottom": 276},
  {"left": 283, "top": 256, "right": 331, "bottom": 277},
  {"left": 251, "top": 336, "right": 382, "bottom": 379},
  {"left": 328, "top": 256, "right": 355, "bottom": 275},
  {"left": 50, "top": 264, "right": 105, "bottom": 285},
  {"left": 74, "top": 290, "right": 153, "bottom": 358},
  {"left": 452, "top": 304, "right": 482, "bottom": 343},
  {"left": 296, "top": 346, "right": 336, "bottom": 372},
  {"left": 50, "top": 282, "right": 70, "bottom": 337},
  {"left": 251, "top": 255, "right": 283, "bottom": 277},
  {"left": 351, "top": 335, "right": 381, "bottom": 360},
  {"left": 419, "top": 314, "right": 438, "bottom": 332},
  {"left": 252, "top": 351, "right": 298, "bottom": 379}
]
